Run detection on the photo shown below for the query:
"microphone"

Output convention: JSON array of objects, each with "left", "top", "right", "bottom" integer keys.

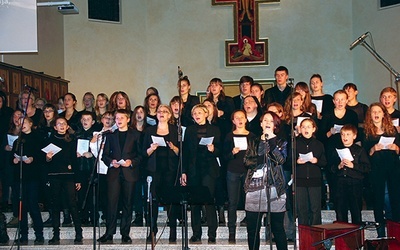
[
  {"left": 24, "top": 84, "right": 38, "bottom": 92},
  {"left": 287, "top": 78, "right": 294, "bottom": 87},
  {"left": 146, "top": 176, "right": 152, "bottom": 202},
  {"left": 350, "top": 32, "right": 369, "bottom": 50}
]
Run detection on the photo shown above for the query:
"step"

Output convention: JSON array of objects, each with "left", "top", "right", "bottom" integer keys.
[{"left": 1, "top": 210, "right": 379, "bottom": 249}]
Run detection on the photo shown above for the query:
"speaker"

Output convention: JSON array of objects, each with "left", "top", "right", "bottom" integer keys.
[{"left": 88, "top": 0, "right": 120, "bottom": 23}]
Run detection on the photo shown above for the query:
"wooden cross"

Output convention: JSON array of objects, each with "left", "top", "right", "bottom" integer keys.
[{"left": 212, "top": 0, "right": 279, "bottom": 66}]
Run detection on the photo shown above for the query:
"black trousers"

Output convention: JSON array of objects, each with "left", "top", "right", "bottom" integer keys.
[
  {"left": 246, "top": 211, "right": 287, "bottom": 250},
  {"left": 190, "top": 174, "right": 218, "bottom": 239},
  {"left": 105, "top": 172, "right": 135, "bottom": 237},
  {"left": 49, "top": 178, "right": 82, "bottom": 237},
  {"left": 335, "top": 177, "right": 363, "bottom": 225},
  {"left": 296, "top": 186, "right": 321, "bottom": 225}
]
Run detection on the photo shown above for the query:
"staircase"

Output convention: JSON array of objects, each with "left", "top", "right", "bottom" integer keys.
[{"left": 2, "top": 210, "right": 378, "bottom": 249}]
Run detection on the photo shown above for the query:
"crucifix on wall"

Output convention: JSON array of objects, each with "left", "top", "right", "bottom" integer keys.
[{"left": 212, "top": 0, "right": 280, "bottom": 67}]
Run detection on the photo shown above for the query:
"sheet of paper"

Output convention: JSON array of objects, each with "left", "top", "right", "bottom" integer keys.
[
  {"left": 41, "top": 143, "right": 62, "bottom": 156},
  {"left": 7, "top": 134, "right": 18, "bottom": 147},
  {"left": 14, "top": 153, "right": 29, "bottom": 161},
  {"left": 146, "top": 117, "right": 157, "bottom": 126},
  {"left": 233, "top": 137, "right": 248, "bottom": 151},
  {"left": 77, "top": 139, "right": 90, "bottom": 155},
  {"left": 299, "top": 152, "right": 314, "bottom": 162},
  {"left": 116, "top": 159, "right": 127, "bottom": 165},
  {"left": 181, "top": 126, "right": 187, "bottom": 141},
  {"left": 392, "top": 118, "right": 399, "bottom": 127},
  {"left": 311, "top": 99, "right": 323, "bottom": 113},
  {"left": 336, "top": 148, "right": 354, "bottom": 161},
  {"left": 333, "top": 124, "right": 344, "bottom": 134},
  {"left": 151, "top": 135, "right": 167, "bottom": 147},
  {"left": 296, "top": 116, "right": 309, "bottom": 127},
  {"left": 379, "top": 136, "right": 395, "bottom": 149},
  {"left": 199, "top": 136, "right": 214, "bottom": 146}
]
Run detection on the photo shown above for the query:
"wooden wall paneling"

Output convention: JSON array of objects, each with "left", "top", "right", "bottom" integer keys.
[
  {"left": 43, "top": 80, "right": 51, "bottom": 101},
  {"left": 11, "top": 71, "right": 21, "bottom": 94},
  {"left": 0, "top": 68, "right": 9, "bottom": 93},
  {"left": 33, "top": 77, "right": 42, "bottom": 97},
  {"left": 60, "top": 82, "right": 68, "bottom": 97},
  {"left": 51, "top": 81, "right": 60, "bottom": 103}
]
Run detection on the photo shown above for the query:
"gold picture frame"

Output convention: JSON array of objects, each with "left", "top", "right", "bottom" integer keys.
[{"left": 196, "top": 78, "right": 275, "bottom": 102}]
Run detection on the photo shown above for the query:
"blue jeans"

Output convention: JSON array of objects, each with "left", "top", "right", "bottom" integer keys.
[{"left": 226, "top": 171, "right": 246, "bottom": 234}]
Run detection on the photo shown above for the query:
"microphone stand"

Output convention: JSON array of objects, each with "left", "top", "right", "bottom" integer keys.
[
  {"left": 15, "top": 87, "right": 33, "bottom": 249},
  {"left": 265, "top": 139, "right": 273, "bottom": 250},
  {"left": 288, "top": 78, "right": 298, "bottom": 250},
  {"left": 356, "top": 39, "right": 400, "bottom": 109},
  {"left": 177, "top": 68, "right": 189, "bottom": 250},
  {"left": 81, "top": 133, "right": 106, "bottom": 250},
  {"left": 147, "top": 180, "right": 154, "bottom": 250}
]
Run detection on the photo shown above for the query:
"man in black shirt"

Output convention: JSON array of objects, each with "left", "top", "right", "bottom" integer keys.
[{"left": 264, "top": 66, "right": 292, "bottom": 107}]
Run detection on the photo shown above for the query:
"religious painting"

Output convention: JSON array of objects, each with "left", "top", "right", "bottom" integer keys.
[
  {"left": 60, "top": 82, "right": 68, "bottom": 97},
  {"left": 212, "top": 0, "right": 280, "bottom": 67},
  {"left": 23, "top": 74, "right": 32, "bottom": 86},
  {"left": 33, "top": 77, "right": 42, "bottom": 97},
  {"left": 0, "top": 68, "right": 9, "bottom": 92},
  {"left": 11, "top": 72, "right": 21, "bottom": 94},
  {"left": 43, "top": 80, "right": 51, "bottom": 101},
  {"left": 51, "top": 82, "right": 59, "bottom": 103}
]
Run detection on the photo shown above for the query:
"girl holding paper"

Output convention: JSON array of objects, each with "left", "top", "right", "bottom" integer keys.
[
  {"left": 143, "top": 104, "right": 179, "bottom": 243},
  {"left": 44, "top": 116, "right": 82, "bottom": 244},
  {"left": 223, "top": 109, "right": 257, "bottom": 243},
  {"left": 295, "top": 118, "right": 326, "bottom": 226},
  {"left": 309, "top": 74, "right": 334, "bottom": 120},
  {"left": 12, "top": 117, "right": 44, "bottom": 243},
  {"left": 181, "top": 104, "right": 221, "bottom": 244},
  {"left": 363, "top": 102, "right": 400, "bottom": 237}
]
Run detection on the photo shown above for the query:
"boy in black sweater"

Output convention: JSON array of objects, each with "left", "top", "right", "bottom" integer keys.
[{"left": 331, "top": 124, "right": 370, "bottom": 224}]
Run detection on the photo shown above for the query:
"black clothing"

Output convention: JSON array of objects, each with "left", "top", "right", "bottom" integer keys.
[
  {"left": 181, "top": 94, "right": 200, "bottom": 127},
  {"left": 311, "top": 94, "right": 334, "bottom": 118},
  {"left": 363, "top": 132, "right": 400, "bottom": 235},
  {"left": 101, "top": 128, "right": 142, "bottom": 237},
  {"left": 263, "top": 85, "right": 292, "bottom": 107},
  {"left": 331, "top": 143, "right": 370, "bottom": 224},
  {"left": 295, "top": 136, "right": 326, "bottom": 187},
  {"left": 59, "top": 109, "right": 80, "bottom": 132},
  {"left": 347, "top": 102, "right": 368, "bottom": 124},
  {"left": 223, "top": 132, "right": 257, "bottom": 174},
  {"left": 246, "top": 112, "right": 262, "bottom": 137}
]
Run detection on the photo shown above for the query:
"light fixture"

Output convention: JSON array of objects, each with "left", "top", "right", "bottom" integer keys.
[{"left": 37, "top": 1, "right": 79, "bottom": 15}]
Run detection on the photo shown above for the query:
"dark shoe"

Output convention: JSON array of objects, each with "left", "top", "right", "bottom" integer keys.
[
  {"left": 189, "top": 236, "right": 201, "bottom": 244},
  {"left": 7, "top": 217, "right": 18, "bottom": 227},
  {"left": 131, "top": 214, "right": 144, "bottom": 226},
  {"left": 208, "top": 237, "right": 216, "bottom": 244},
  {"left": 240, "top": 217, "right": 247, "bottom": 226},
  {"left": 228, "top": 233, "right": 236, "bottom": 244},
  {"left": 121, "top": 235, "right": 132, "bottom": 244},
  {"left": 74, "top": 235, "right": 83, "bottom": 243},
  {"left": 48, "top": 236, "right": 60, "bottom": 244},
  {"left": 34, "top": 236, "right": 44, "bottom": 244},
  {"left": 97, "top": 234, "right": 113, "bottom": 243},
  {"left": 17, "top": 236, "right": 28, "bottom": 244},
  {"left": 169, "top": 228, "right": 177, "bottom": 243},
  {"left": 43, "top": 217, "right": 52, "bottom": 227}
]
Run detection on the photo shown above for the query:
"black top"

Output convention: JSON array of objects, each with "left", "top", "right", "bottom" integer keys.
[
  {"left": 295, "top": 136, "right": 326, "bottom": 186},
  {"left": 59, "top": 109, "right": 80, "bottom": 132},
  {"left": 44, "top": 133, "right": 80, "bottom": 182},
  {"left": 183, "top": 123, "right": 221, "bottom": 179},
  {"left": 311, "top": 94, "right": 334, "bottom": 118},
  {"left": 347, "top": 102, "right": 368, "bottom": 124},
  {"left": 363, "top": 132, "right": 400, "bottom": 170},
  {"left": 12, "top": 130, "right": 43, "bottom": 182},
  {"left": 263, "top": 85, "right": 292, "bottom": 107},
  {"left": 246, "top": 112, "right": 262, "bottom": 137},
  {"left": 142, "top": 124, "right": 179, "bottom": 173},
  {"left": 74, "top": 126, "right": 97, "bottom": 172},
  {"left": 181, "top": 94, "right": 200, "bottom": 127},
  {"left": 330, "top": 143, "right": 370, "bottom": 180},
  {"left": 223, "top": 132, "right": 257, "bottom": 174}
]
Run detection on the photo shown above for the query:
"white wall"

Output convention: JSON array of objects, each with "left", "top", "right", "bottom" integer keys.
[
  {"left": 352, "top": 0, "right": 400, "bottom": 106},
  {"left": 64, "top": 0, "right": 353, "bottom": 107}
]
